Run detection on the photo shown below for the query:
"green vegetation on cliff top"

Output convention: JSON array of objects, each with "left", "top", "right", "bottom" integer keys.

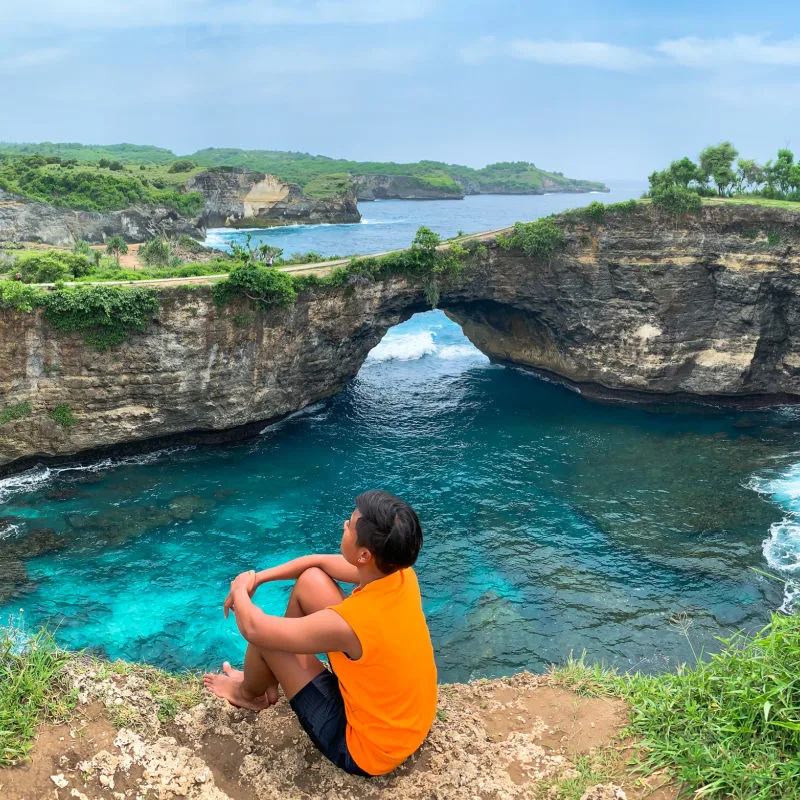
[
  {"left": 648, "top": 141, "right": 800, "bottom": 210},
  {"left": 0, "top": 141, "right": 607, "bottom": 200},
  {"left": 0, "top": 154, "right": 204, "bottom": 214}
]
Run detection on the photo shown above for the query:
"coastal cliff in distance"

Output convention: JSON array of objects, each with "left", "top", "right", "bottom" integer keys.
[
  {"left": 354, "top": 174, "right": 463, "bottom": 200},
  {"left": 0, "top": 169, "right": 359, "bottom": 246},
  {"left": 186, "top": 169, "right": 360, "bottom": 228},
  {"left": 0, "top": 188, "right": 204, "bottom": 247},
  {"left": 2, "top": 202, "right": 799, "bottom": 474}
]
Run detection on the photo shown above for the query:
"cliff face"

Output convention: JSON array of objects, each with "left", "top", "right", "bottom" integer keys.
[
  {"left": 354, "top": 174, "right": 463, "bottom": 200},
  {"left": 186, "top": 170, "right": 360, "bottom": 227},
  {"left": 2, "top": 203, "right": 800, "bottom": 473},
  {"left": 0, "top": 189, "right": 203, "bottom": 246},
  {"left": 455, "top": 177, "right": 610, "bottom": 195},
  {"left": 0, "top": 169, "right": 360, "bottom": 246}
]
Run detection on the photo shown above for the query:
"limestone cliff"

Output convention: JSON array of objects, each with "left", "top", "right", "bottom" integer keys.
[
  {"left": 0, "top": 189, "right": 203, "bottom": 246},
  {"left": 354, "top": 174, "right": 463, "bottom": 201},
  {"left": 0, "top": 169, "right": 360, "bottom": 246},
  {"left": 2, "top": 203, "right": 800, "bottom": 474},
  {"left": 186, "top": 169, "right": 360, "bottom": 227}
]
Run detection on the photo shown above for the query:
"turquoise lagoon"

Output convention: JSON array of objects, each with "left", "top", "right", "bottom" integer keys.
[{"left": 2, "top": 189, "right": 799, "bottom": 682}]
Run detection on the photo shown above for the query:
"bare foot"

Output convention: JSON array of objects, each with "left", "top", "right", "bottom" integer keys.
[
  {"left": 221, "top": 662, "right": 279, "bottom": 705},
  {"left": 203, "top": 664, "right": 271, "bottom": 712}
]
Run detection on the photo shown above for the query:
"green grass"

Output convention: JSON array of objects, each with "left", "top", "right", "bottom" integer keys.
[
  {"left": 550, "top": 611, "right": 800, "bottom": 799},
  {"left": 0, "top": 623, "right": 77, "bottom": 765},
  {"left": 702, "top": 197, "right": 800, "bottom": 212}
]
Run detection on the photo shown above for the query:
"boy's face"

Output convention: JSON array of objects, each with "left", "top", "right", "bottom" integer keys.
[{"left": 341, "top": 508, "right": 370, "bottom": 566}]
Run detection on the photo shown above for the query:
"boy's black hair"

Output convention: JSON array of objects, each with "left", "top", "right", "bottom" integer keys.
[{"left": 354, "top": 490, "right": 423, "bottom": 574}]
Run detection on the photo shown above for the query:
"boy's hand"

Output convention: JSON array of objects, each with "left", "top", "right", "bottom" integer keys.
[{"left": 223, "top": 570, "right": 257, "bottom": 618}]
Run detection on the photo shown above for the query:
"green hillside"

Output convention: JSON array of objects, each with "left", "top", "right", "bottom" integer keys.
[
  {"left": 0, "top": 141, "right": 607, "bottom": 203},
  {"left": 0, "top": 153, "right": 203, "bottom": 214},
  {"left": 188, "top": 148, "right": 606, "bottom": 194},
  {"left": 0, "top": 142, "right": 177, "bottom": 164}
]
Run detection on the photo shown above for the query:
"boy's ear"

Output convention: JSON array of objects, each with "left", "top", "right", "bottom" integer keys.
[{"left": 357, "top": 548, "right": 372, "bottom": 565}]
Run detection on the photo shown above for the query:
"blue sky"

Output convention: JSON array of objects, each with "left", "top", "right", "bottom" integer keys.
[{"left": 2, "top": 0, "right": 799, "bottom": 180}]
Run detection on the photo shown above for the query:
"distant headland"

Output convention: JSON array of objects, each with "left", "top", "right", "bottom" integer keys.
[{"left": 0, "top": 141, "right": 608, "bottom": 245}]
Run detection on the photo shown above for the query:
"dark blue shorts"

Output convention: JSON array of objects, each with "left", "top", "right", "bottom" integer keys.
[{"left": 289, "top": 669, "right": 371, "bottom": 777}]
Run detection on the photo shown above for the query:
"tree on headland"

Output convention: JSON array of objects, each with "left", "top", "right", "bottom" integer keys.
[
  {"left": 649, "top": 142, "right": 800, "bottom": 208},
  {"left": 667, "top": 157, "right": 700, "bottom": 188},
  {"left": 698, "top": 142, "right": 739, "bottom": 196},
  {"left": 105, "top": 235, "right": 128, "bottom": 265},
  {"left": 736, "top": 159, "right": 765, "bottom": 193},
  {"left": 765, "top": 149, "right": 796, "bottom": 194}
]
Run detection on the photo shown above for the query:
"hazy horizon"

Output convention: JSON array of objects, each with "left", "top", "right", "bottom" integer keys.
[{"left": 3, "top": 1, "right": 799, "bottom": 182}]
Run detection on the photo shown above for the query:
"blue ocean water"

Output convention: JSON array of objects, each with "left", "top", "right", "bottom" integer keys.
[
  {"left": 2, "top": 191, "right": 799, "bottom": 682},
  {"left": 1, "top": 311, "right": 798, "bottom": 681},
  {"left": 204, "top": 182, "right": 645, "bottom": 257}
]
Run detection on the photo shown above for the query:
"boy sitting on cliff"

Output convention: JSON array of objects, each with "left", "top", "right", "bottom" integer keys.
[{"left": 204, "top": 490, "right": 438, "bottom": 777}]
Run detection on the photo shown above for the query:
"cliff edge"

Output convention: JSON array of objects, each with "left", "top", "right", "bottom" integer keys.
[{"left": 0, "top": 659, "right": 665, "bottom": 800}]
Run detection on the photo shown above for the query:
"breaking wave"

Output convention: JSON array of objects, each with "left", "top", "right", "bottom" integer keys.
[
  {"left": 365, "top": 330, "right": 488, "bottom": 364},
  {"left": 748, "top": 464, "right": 800, "bottom": 613},
  {"left": 0, "top": 447, "right": 193, "bottom": 505}
]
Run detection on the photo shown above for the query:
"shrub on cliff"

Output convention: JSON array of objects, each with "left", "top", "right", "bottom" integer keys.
[
  {"left": 650, "top": 184, "right": 702, "bottom": 216},
  {"left": 16, "top": 251, "right": 93, "bottom": 283},
  {"left": 0, "top": 281, "right": 46, "bottom": 312},
  {"left": 167, "top": 159, "right": 196, "bottom": 173},
  {"left": 497, "top": 219, "right": 565, "bottom": 260},
  {"left": 212, "top": 262, "right": 296, "bottom": 311},
  {"left": 140, "top": 237, "right": 171, "bottom": 267},
  {"left": 43, "top": 285, "right": 159, "bottom": 349}
]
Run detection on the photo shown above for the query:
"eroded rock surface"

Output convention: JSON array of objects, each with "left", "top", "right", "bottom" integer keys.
[
  {"left": 2, "top": 203, "right": 800, "bottom": 473},
  {"left": 0, "top": 189, "right": 203, "bottom": 246},
  {"left": 18, "top": 662, "right": 641, "bottom": 800},
  {"left": 186, "top": 170, "right": 360, "bottom": 228}
]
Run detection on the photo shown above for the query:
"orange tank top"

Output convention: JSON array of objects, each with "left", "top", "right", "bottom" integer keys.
[{"left": 328, "top": 568, "right": 437, "bottom": 775}]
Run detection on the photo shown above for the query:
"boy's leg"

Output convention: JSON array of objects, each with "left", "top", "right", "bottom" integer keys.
[{"left": 205, "top": 567, "right": 346, "bottom": 708}]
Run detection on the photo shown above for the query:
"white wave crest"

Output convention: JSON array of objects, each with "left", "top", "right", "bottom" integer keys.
[
  {"left": 0, "top": 446, "right": 193, "bottom": 504},
  {"left": 366, "top": 329, "right": 488, "bottom": 364},
  {"left": 0, "top": 522, "right": 24, "bottom": 540},
  {"left": 749, "top": 466, "right": 800, "bottom": 612},
  {"left": 366, "top": 331, "right": 437, "bottom": 363}
]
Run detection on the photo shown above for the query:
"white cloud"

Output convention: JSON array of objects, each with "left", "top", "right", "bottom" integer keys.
[
  {"left": 0, "top": 47, "right": 69, "bottom": 71},
  {"left": 460, "top": 36, "right": 498, "bottom": 66},
  {"left": 6, "top": 0, "right": 434, "bottom": 30},
  {"left": 508, "top": 40, "right": 654, "bottom": 71},
  {"left": 658, "top": 35, "right": 800, "bottom": 68}
]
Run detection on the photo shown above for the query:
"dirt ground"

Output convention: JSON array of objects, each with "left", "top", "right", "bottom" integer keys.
[{"left": 0, "top": 666, "right": 678, "bottom": 800}]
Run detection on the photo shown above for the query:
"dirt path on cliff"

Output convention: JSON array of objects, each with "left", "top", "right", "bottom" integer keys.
[
  {"left": 30, "top": 227, "right": 514, "bottom": 290},
  {"left": 0, "top": 665, "right": 679, "bottom": 800}
]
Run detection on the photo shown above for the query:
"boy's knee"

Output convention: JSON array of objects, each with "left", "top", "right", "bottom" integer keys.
[{"left": 296, "top": 566, "right": 329, "bottom": 590}]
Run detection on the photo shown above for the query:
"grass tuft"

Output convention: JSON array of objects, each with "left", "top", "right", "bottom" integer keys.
[
  {"left": 551, "top": 613, "right": 800, "bottom": 799},
  {"left": 624, "top": 612, "right": 800, "bottom": 799},
  {"left": 0, "top": 621, "right": 77, "bottom": 765}
]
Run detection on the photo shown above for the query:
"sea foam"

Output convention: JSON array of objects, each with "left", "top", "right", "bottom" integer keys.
[
  {"left": 0, "top": 447, "right": 192, "bottom": 504},
  {"left": 365, "top": 328, "right": 489, "bottom": 364},
  {"left": 749, "top": 464, "right": 800, "bottom": 612}
]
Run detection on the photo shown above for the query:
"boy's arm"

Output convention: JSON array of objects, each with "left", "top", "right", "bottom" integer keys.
[
  {"left": 254, "top": 554, "right": 359, "bottom": 587},
  {"left": 229, "top": 577, "right": 360, "bottom": 656}
]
